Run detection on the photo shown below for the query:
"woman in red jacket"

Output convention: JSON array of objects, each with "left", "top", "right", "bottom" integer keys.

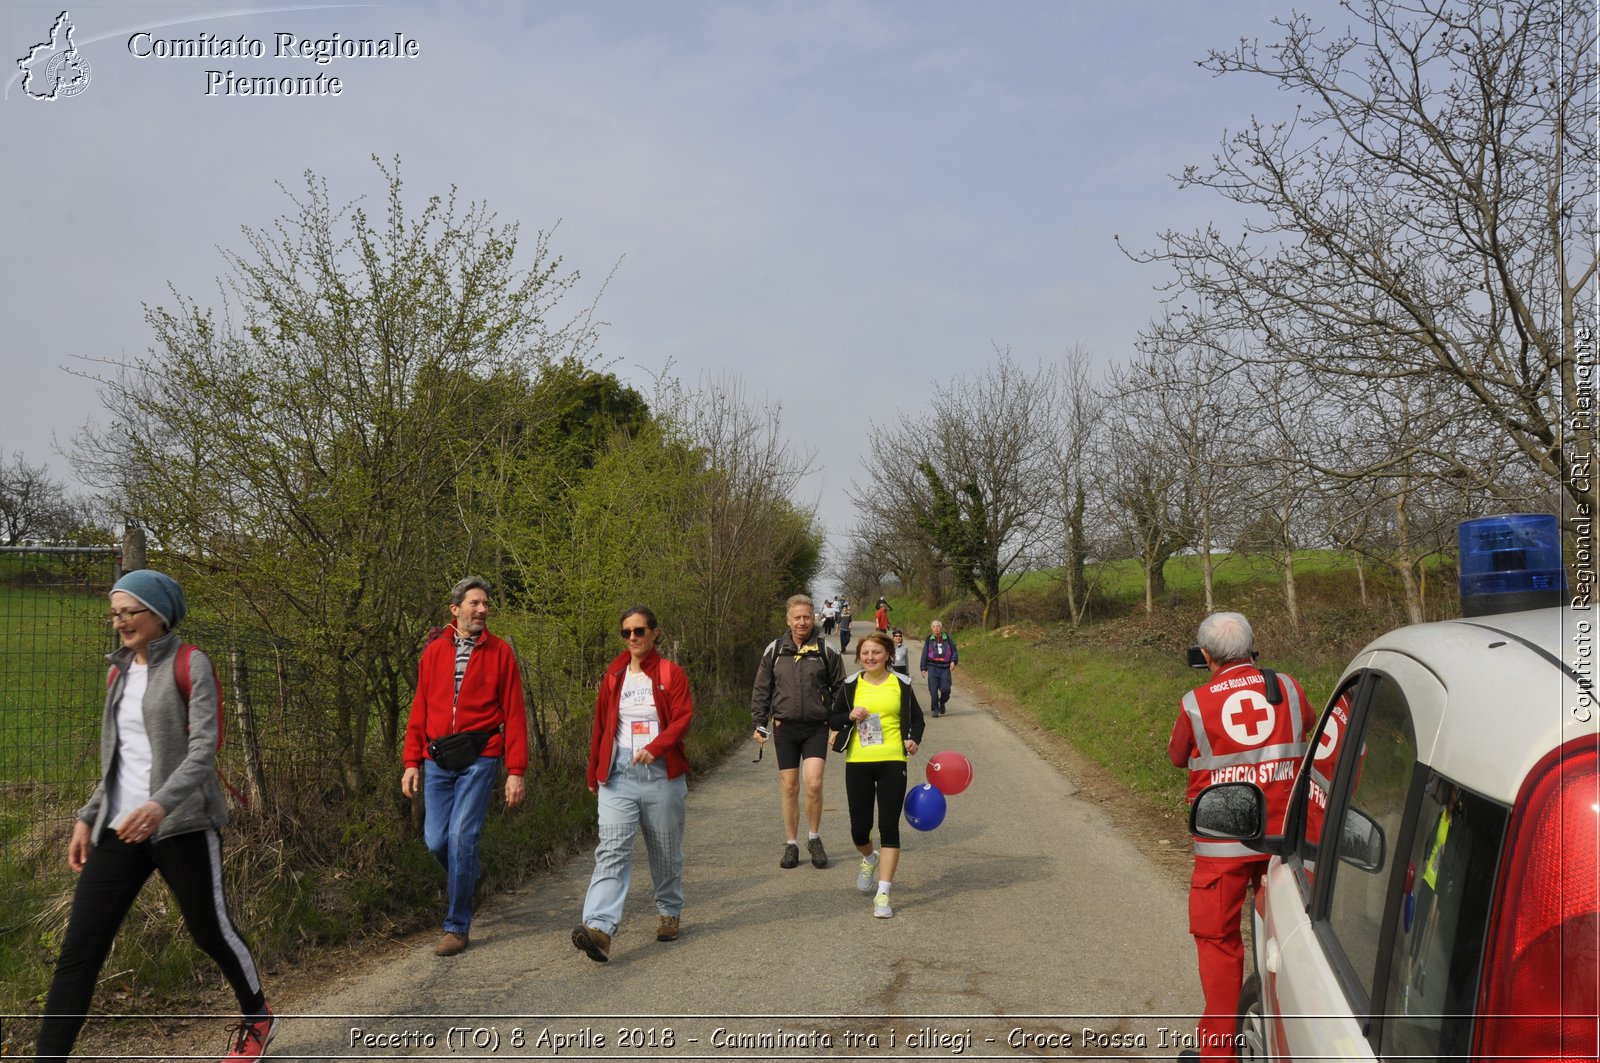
[{"left": 571, "top": 605, "right": 694, "bottom": 963}]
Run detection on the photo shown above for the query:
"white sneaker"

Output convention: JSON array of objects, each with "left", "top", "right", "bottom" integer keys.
[
  {"left": 873, "top": 892, "right": 893, "bottom": 918},
  {"left": 856, "top": 851, "right": 880, "bottom": 894}
]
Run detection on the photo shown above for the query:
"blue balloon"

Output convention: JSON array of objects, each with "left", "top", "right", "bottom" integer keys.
[{"left": 903, "top": 783, "right": 948, "bottom": 831}]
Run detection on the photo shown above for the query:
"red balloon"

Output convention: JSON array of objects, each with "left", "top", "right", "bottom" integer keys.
[{"left": 926, "top": 750, "right": 973, "bottom": 796}]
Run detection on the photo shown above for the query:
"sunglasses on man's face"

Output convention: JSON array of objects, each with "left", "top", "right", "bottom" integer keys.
[{"left": 620, "top": 626, "right": 652, "bottom": 639}]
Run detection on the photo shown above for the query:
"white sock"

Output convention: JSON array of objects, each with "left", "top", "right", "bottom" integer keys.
[
  {"left": 786, "top": 839, "right": 798, "bottom": 846},
  {"left": 808, "top": 831, "right": 820, "bottom": 841},
  {"left": 876, "top": 880, "right": 892, "bottom": 894}
]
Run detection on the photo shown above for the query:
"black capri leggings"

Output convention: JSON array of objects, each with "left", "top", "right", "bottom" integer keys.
[{"left": 844, "top": 760, "right": 908, "bottom": 849}]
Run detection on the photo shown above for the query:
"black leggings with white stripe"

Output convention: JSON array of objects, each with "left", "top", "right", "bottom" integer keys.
[{"left": 35, "top": 827, "right": 265, "bottom": 1061}]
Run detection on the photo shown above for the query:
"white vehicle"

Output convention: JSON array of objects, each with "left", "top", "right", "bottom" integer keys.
[{"left": 1191, "top": 515, "right": 1597, "bottom": 1061}]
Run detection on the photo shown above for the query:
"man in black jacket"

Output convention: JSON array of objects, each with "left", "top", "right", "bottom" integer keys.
[{"left": 751, "top": 595, "right": 845, "bottom": 869}]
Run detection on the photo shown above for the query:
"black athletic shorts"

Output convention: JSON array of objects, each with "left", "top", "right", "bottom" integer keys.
[{"left": 772, "top": 719, "right": 829, "bottom": 770}]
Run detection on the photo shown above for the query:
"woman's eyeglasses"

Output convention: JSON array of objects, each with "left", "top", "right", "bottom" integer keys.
[
  {"left": 108, "top": 608, "right": 151, "bottom": 623},
  {"left": 620, "top": 626, "right": 652, "bottom": 639}
]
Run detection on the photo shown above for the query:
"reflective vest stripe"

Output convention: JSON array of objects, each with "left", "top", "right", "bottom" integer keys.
[
  {"left": 1181, "top": 691, "right": 1211, "bottom": 758},
  {"left": 1188, "top": 742, "right": 1307, "bottom": 772},
  {"left": 1194, "top": 839, "right": 1264, "bottom": 858}
]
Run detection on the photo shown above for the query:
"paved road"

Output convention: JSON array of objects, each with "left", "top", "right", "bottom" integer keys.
[{"left": 269, "top": 641, "right": 1203, "bottom": 1060}]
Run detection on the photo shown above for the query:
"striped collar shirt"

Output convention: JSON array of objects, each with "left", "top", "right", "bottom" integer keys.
[{"left": 453, "top": 630, "right": 479, "bottom": 696}]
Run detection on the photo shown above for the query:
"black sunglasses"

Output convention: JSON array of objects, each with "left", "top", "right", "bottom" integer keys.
[{"left": 620, "top": 626, "right": 653, "bottom": 639}]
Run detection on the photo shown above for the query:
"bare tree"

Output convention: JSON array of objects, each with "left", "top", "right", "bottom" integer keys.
[
  {"left": 1100, "top": 350, "right": 1236, "bottom": 613},
  {"left": 851, "top": 350, "right": 1058, "bottom": 628},
  {"left": 846, "top": 424, "right": 949, "bottom": 605},
  {"left": 0, "top": 450, "right": 69, "bottom": 544},
  {"left": 667, "top": 374, "right": 818, "bottom": 690},
  {"left": 1054, "top": 345, "right": 1106, "bottom": 626},
  {"left": 1129, "top": 0, "right": 1597, "bottom": 524}
]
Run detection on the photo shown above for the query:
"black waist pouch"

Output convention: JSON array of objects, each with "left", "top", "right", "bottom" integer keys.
[{"left": 428, "top": 727, "right": 501, "bottom": 771}]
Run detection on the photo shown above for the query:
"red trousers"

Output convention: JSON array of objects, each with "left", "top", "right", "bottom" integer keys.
[{"left": 1188, "top": 856, "right": 1268, "bottom": 1061}]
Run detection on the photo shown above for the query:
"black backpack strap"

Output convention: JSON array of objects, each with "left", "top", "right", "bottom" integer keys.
[{"left": 1258, "top": 666, "right": 1285, "bottom": 705}]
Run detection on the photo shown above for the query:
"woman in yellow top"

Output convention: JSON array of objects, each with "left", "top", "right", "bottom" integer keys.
[{"left": 827, "top": 631, "right": 925, "bottom": 918}]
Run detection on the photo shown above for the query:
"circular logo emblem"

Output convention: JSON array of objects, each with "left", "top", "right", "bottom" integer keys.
[
  {"left": 1221, "top": 689, "right": 1276, "bottom": 747},
  {"left": 45, "top": 50, "right": 92, "bottom": 98}
]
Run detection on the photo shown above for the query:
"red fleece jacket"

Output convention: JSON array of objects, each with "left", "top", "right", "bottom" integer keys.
[
  {"left": 587, "top": 648, "right": 694, "bottom": 789},
  {"left": 404, "top": 628, "right": 528, "bottom": 774}
]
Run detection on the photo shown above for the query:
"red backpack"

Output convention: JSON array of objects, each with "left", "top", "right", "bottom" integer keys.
[{"left": 108, "top": 644, "right": 249, "bottom": 808}]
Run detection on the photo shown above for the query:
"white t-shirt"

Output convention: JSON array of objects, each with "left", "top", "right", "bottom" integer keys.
[
  {"left": 109, "top": 661, "right": 152, "bottom": 830},
  {"left": 615, "top": 669, "right": 660, "bottom": 757}
]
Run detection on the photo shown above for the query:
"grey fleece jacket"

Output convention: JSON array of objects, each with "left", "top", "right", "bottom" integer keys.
[{"left": 79, "top": 631, "right": 228, "bottom": 843}]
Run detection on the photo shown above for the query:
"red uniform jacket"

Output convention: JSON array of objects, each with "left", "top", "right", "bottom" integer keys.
[
  {"left": 403, "top": 628, "right": 528, "bottom": 775},
  {"left": 1168, "top": 661, "right": 1312, "bottom": 859},
  {"left": 587, "top": 648, "right": 694, "bottom": 789}
]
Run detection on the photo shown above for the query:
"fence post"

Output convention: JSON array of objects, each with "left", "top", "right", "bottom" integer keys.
[
  {"left": 122, "top": 524, "right": 147, "bottom": 572},
  {"left": 230, "top": 649, "right": 268, "bottom": 808}
]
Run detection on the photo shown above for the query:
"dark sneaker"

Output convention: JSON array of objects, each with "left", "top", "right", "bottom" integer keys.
[
  {"left": 434, "top": 931, "right": 468, "bottom": 957},
  {"left": 572, "top": 924, "right": 611, "bottom": 962},
  {"left": 807, "top": 836, "right": 828, "bottom": 868},
  {"left": 779, "top": 842, "right": 800, "bottom": 869},
  {"left": 656, "top": 915, "right": 680, "bottom": 942},
  {"left": 221, "top": 1006, "right": 276, "bottom": 1060}
]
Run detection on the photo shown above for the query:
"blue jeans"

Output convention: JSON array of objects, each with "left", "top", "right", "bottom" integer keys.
[
  {"left": 927, "top": 666, "right": 952, "bottom": 710},
  {"left": 424, "top": 755, "right": 499, "bottom": 935},
  {"left": 581, "top": 746, "right": 687, "bottom": 936}
]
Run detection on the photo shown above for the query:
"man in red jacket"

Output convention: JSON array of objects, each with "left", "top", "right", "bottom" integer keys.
[
  {"left": 401, "top": 577, "right": 528, "bottom": 957},
  {"left": 1168, "top": 611, "right": 1312, "bottom": 1061}
]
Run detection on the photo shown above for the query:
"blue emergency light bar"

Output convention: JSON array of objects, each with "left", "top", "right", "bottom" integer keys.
[{"left": 1457, "top": 513, "right": 1566, "bottom": 617}]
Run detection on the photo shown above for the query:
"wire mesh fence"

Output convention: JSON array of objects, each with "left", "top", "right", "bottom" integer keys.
[
  {"left": 0, "top": 546, "right": 354, "bottom": 902},
  {"left": 0, "top": 546, "right": 119, "bottom": 889}
]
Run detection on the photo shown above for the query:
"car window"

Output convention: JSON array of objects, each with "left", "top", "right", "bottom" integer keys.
[
  {"left": 1297, "top": 683, "right": 1357, "bottom": 886},
  {"left": 1380, "top": 777, "right": 1507, "bottom": 1058},
  {"left": 1321, "top": 672, "right": 1418, "bottom": 1003}
]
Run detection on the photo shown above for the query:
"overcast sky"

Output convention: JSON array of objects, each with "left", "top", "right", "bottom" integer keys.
[{"left": 3, "top": 0, "right": 1345, "bottom": 574}]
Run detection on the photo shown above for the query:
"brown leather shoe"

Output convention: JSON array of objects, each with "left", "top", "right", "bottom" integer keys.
[
  {"left": 571, "top": 924, "right": 611, "bottom": 962},
  {"left": 656, "top": 915, "right": 680, "bottom": 942},
  {"left": 434, "top": 931, "right": 468, "bottom": 957}
]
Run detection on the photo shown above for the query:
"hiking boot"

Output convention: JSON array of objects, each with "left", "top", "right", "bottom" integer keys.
[
  {"left": 572, "top": 924, "right": 611, "bottom": 962},
  {"left": 220, "top": 1006, "right": 276, "bottom": 1061},
  {"left": 656, "top": 915, "right": 680, "bottom": 942},
  {"left": 779, "top": 842, "right": 800, "bottom": 868},
  {"left": 807, "top": 836, "right": 828, "bottom": 868},
  {"left": 856, "top": 851, "right": 880, "bottom": 893},
  {"left": 434, "top": 931, "right": 468, "bottom": 957},
  {"left": 873, "top": 892, "right": 893, "bottom": 918}
]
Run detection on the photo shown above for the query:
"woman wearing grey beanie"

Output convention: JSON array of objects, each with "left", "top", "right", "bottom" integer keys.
[{"left": 34, "top": 569, "right": 277, "bottom": 1061}]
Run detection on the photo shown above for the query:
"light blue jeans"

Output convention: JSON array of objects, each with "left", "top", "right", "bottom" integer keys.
[
  {"left": 580, "top": 746, "right": 687, "bottom": 936},
  {"left": 423, "top": 755, "right": 499, "bottom": 935}
]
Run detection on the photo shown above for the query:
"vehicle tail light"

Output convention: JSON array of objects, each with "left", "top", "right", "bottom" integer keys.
[{"left": 1474, "top": 736, "right": 1599, "bottom": 1061}]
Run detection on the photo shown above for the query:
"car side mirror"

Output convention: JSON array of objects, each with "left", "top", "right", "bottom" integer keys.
[
  {"left": 1336, "top": 805, "right": 1386, "bottom": 872},
  {"left": 1190, "top": 782, "right": 1290, "bottom": 857}
]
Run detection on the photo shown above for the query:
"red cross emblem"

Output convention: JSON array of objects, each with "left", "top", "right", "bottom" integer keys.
[{"left": 1221, "top": 690, "right": 1276, "bottom": 746}]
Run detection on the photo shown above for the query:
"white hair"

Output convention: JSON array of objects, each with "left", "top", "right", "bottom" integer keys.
[{"left": 1197, "top": 612, "right": 1254, "bottom": 662}]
